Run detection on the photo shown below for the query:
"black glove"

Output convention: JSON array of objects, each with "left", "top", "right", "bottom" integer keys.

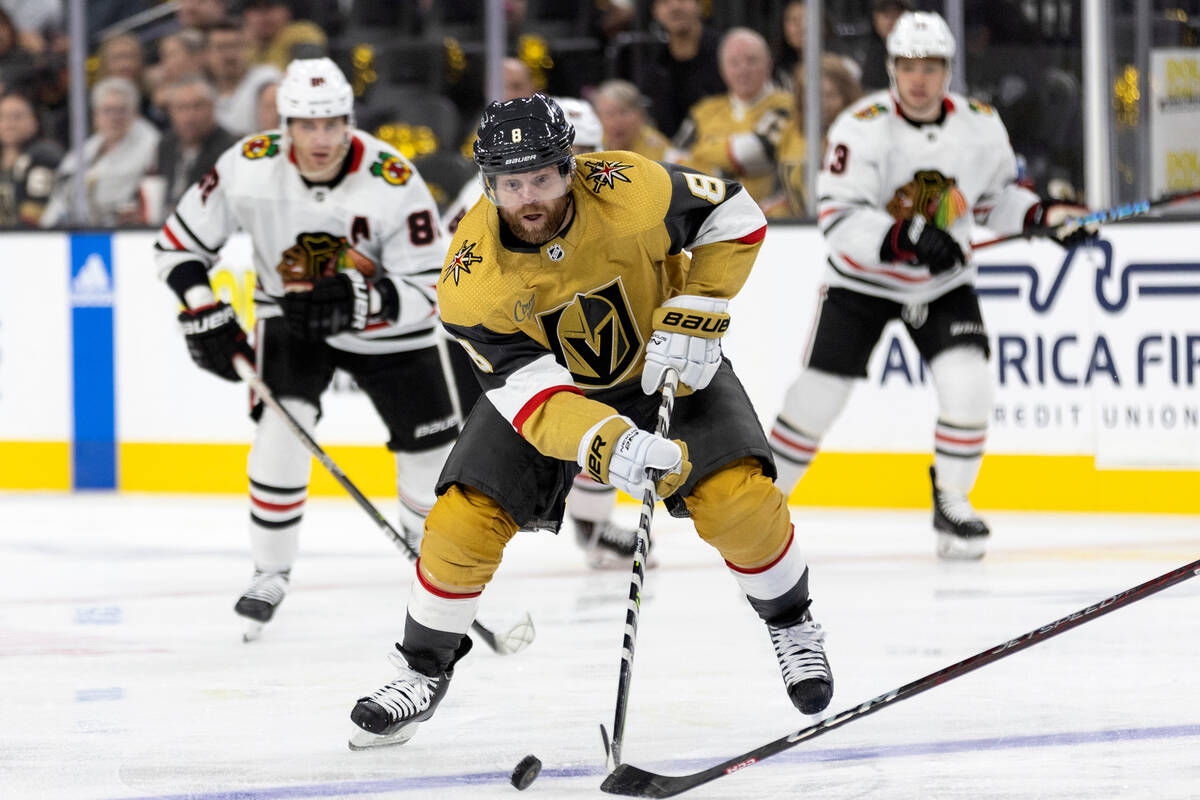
[
  {"left": 178, "top": 301, "right": 254, "bottom": 382},
  {"left": 279, "top": 270, "right": 378, "bottom": 341},
  {"left": 1024, "top": 202, "right": 1098, "bottom": 249},
  {"left": 880, "top": 218, "right": 964, "bottom": 275}
]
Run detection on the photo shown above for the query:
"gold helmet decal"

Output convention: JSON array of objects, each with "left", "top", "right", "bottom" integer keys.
[{"left": 538, "top": 278, "right": 641, "bottom": 387}]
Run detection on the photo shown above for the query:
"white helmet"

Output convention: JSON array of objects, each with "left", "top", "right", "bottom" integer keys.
[
  {"left": 552, "top": 96, "right": 603, "bottom": 153},
  {"left": 277, "top": 57, "right": 355, "bottom": 126},
  {"left": 886, "top": 11, "right": 956, "bottom": 63}
]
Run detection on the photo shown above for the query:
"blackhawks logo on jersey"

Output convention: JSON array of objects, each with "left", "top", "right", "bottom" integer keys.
[
  {"left": 537, "top": 278, "right": 641, "bottom": 388},
  {"left": 967, "top": 98, "right": 994, "bottom": 115},
  {"left": 854, "top": 103, "right": 888, "bottom": 120},
  {"left": 370, "top": 153, "right": 413, "bottom": 186},
  {"left": 443, "top": 240, "right": 482, "bottom": 286},
  {"left": 583, "top": 159, "right": 634, "bottom": 193},
  {"left": 242, "top": 134, "right": 280, "bottom": 159}
]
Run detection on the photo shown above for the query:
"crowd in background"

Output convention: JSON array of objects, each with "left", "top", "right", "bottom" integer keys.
[{"left": 0, "top": 0, "right": 1196, "bottom": 229}]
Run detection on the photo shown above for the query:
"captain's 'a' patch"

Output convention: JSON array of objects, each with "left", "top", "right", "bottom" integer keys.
[{"left": 537, "top": 277, "right": 641, "bottom": 388}]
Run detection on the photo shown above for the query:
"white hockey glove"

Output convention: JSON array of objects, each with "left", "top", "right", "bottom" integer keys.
[
  {"left": 1024, "top": 202, "right": 1099, "bottom": 249},
  {"left": 641, "top": 294, "right": 730, "bottom": 395},
  {"left": 577, "top": 415, "right": 692, "bottom": 499}
]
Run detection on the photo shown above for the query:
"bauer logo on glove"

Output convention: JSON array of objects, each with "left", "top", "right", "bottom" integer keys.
[{"left": 276, "top": 231, "right": 377, "bottom": 284}]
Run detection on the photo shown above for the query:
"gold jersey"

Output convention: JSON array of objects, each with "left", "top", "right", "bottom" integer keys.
[
  {"left": 439, "top": 150, "right": 766, "bottom": 461},
  {"left": 675, "top": 89, "right": 794, "bottom": 204}
]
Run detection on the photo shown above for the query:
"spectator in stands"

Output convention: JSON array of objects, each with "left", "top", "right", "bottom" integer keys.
[
  {"left": 857, "top": 0, "right": 912, "bottom": 91},
  {"left": 241, "top": 0, "right": 327, "bottom": 72},
  {"left": 41, "top": 76, "right": 160, "bottom": 227},
  {"left": 0, "top": 90, "right": 61, "bottom": 226},
  {"left": 759, "top": 54, "right": 863, "bottom": 218},
  {"left": 592, "top": 78, "right": 671, "bottom": 160},
  {"left": 153, "top": 75, "right": 236, "bottom": 221},
  {"left": 148, "top": 30, "right": 207, "bottom": 125},
  {"left": 0, "top": 0, "right": 62, "bottom": 54},
  {"left": 97, "top": 33, "right": 146, "bottom": 85},
  {"left": 157, "top": 30, "right": 206, "bottom": 87},
  {"left": 672, "top": 27, "right": 792, "bottom": 205},
  {"left": 177, "top": 0, "right": 229, "bottom": 33},
  {"left": 0, "top": 7, "right": 36, "bottom": 91},
  {"left": 205, "top": 18, "right": 281, "bottom": 136},
  {"left": 255, "top": 79, "right": 279, "bottom": 131},
  {"left": 772, "top": 0, "right": 861, "bottom": 92},
  {"left": 637, "top": 0, "right": 724, "bottom": 139}
]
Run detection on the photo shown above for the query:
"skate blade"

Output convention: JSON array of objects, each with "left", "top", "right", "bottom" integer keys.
[
  {"left": 348, "top": 722, "right": 420, "bottom": 751},
  {"left": 936, "top": 532, "right": 988, "bottom": 561},
  {"left": 242, "top": 620, "right": 265, "bottom": 642}
]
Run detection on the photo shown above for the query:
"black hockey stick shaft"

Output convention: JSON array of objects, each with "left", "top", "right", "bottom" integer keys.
[
  {"left": 601, "top": 556, "right": 1200, "bottom": 797},
  {"left": 972, "top": 187, "right": 1200, "bottom": 250},
  {"left": 232, "top": 356, "right": 526, "bottom": 655},
  {"left": 603, "top": 368, "right": 681, "bottom": 770}
]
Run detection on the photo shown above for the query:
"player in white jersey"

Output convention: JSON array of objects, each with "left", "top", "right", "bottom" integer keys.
[
  {"left": 155, "top": 58, "right": 458, "bottom": 638},
  {"left": 442, "top": 96, "right": 644, "bottom": 569},
  {"left": 766, "top": 12, "right": 1094, "bottom": 560}
]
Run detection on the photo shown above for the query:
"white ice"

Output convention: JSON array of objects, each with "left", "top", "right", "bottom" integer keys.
[{"left": 1, "top": 491, "right": 1198, "bottom": 799}]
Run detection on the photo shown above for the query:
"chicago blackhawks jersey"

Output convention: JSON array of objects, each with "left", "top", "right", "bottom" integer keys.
[
  {"left": 153, "top": 129, "right": 446, "bottom": 354},
  {"left": 817, "top": 90, "right": 1039, "bottom": 304},
  {"left": 440, "top": 150, "right": 766, "bottom": 461}
]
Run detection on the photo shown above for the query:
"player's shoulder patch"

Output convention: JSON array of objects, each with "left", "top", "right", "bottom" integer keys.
[
  {"left": 579, "top": 155, "right": 637, "bottom": 194},
  {"left": 853, "top": 102, "right": 888, "bottom": 120},
  {"left": 966, "top": 98, "right": 995, "bottom": 115},
  {"left": 441, "top": 208, "right": 492, "bottom": 288},
  {"left": 368, "top": 150, "right": 413, "bottom": 187},
  {"left": 241, "top": 133, "right": 281, "bottom": 160},
  {"left": 442, "top": 237, "right": 484, "bottom": 287}
]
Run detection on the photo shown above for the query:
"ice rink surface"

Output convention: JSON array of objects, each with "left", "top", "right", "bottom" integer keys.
[{"left": 1, "top": 491, "right": 1197, "bottom": 799}]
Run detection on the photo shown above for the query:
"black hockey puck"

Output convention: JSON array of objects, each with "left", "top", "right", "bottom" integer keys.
[{"left": 510, "top": 754, "right": 542, "bottom": 790}]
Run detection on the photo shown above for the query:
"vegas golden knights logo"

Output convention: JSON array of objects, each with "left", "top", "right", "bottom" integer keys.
[{"left": 538, "top": 278, "right": 641, "bottom": 388}]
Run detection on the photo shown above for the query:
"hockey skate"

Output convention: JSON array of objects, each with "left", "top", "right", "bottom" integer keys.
[
  {"left": 768, "top": 611, "right": 833, "bottom": 715},
  {"left": 349, "top": 639, "right": 471, "bottom": 750},
  {"left": 574, "top": 519, "right": 656, "bottom": 569},
  {"left": 930, "top": 467, "right": 990, "bottom": 560},
  {"left": 234, "top": 569, "right": 290, "bottom": 642}
]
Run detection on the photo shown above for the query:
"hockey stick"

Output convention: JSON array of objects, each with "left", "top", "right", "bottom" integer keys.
[
  {"left": 601, "top": 368, "right": 681, "bottom": 771},
  {"left": 971, "top": 188, "right": 1200, "bottom": 250},
  {"left": 601, "top": 556, "right": 1200, "bottom": 797},
  {"left": 232, "top": 356, "right": 534, "bottom": 656}
]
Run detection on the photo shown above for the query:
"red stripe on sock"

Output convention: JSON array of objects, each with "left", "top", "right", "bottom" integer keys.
[
  {"left": 415, "top": 559, "right": 482, "bottom": 599},
  {"left": 726, "top": 525, "right": 794, "bottom": 574}
]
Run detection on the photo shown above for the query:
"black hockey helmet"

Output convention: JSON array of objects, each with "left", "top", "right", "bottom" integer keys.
[{"left": 474, "top": 94, "right": 576, "bottom": 203}]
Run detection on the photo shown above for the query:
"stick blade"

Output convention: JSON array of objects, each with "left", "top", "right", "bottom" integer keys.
[
  {"left": 601, "top": 764, "right": 681, "bottom": 798},
  {"left": 500, "top": 612, "right": 536, "bottom": 654}
]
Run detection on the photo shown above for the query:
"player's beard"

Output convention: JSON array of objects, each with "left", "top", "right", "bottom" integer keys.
[{"left": 499, "top": 193, "right": 573, "bottom": 245}]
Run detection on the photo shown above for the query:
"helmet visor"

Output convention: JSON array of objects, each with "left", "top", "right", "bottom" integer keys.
[{"left": 483, "top": 164, "right": 573, "bottom": 209}]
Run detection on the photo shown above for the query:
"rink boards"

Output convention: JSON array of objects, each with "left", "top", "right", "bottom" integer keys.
[{"left": 2, "top": 222, "right": 1198, "bottom": 511}]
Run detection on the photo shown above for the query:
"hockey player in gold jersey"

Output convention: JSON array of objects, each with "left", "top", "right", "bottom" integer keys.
[
  {"left": 348, "top": 94, "right": 835, "bottom": 749},
  {"left": 672, "top": 28, "right": 793, "bottom": 205}
]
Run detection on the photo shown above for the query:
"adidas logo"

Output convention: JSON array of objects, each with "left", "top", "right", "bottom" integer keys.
[{"left": 71, "top": 253, "right": 114, "bottom": 306}]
